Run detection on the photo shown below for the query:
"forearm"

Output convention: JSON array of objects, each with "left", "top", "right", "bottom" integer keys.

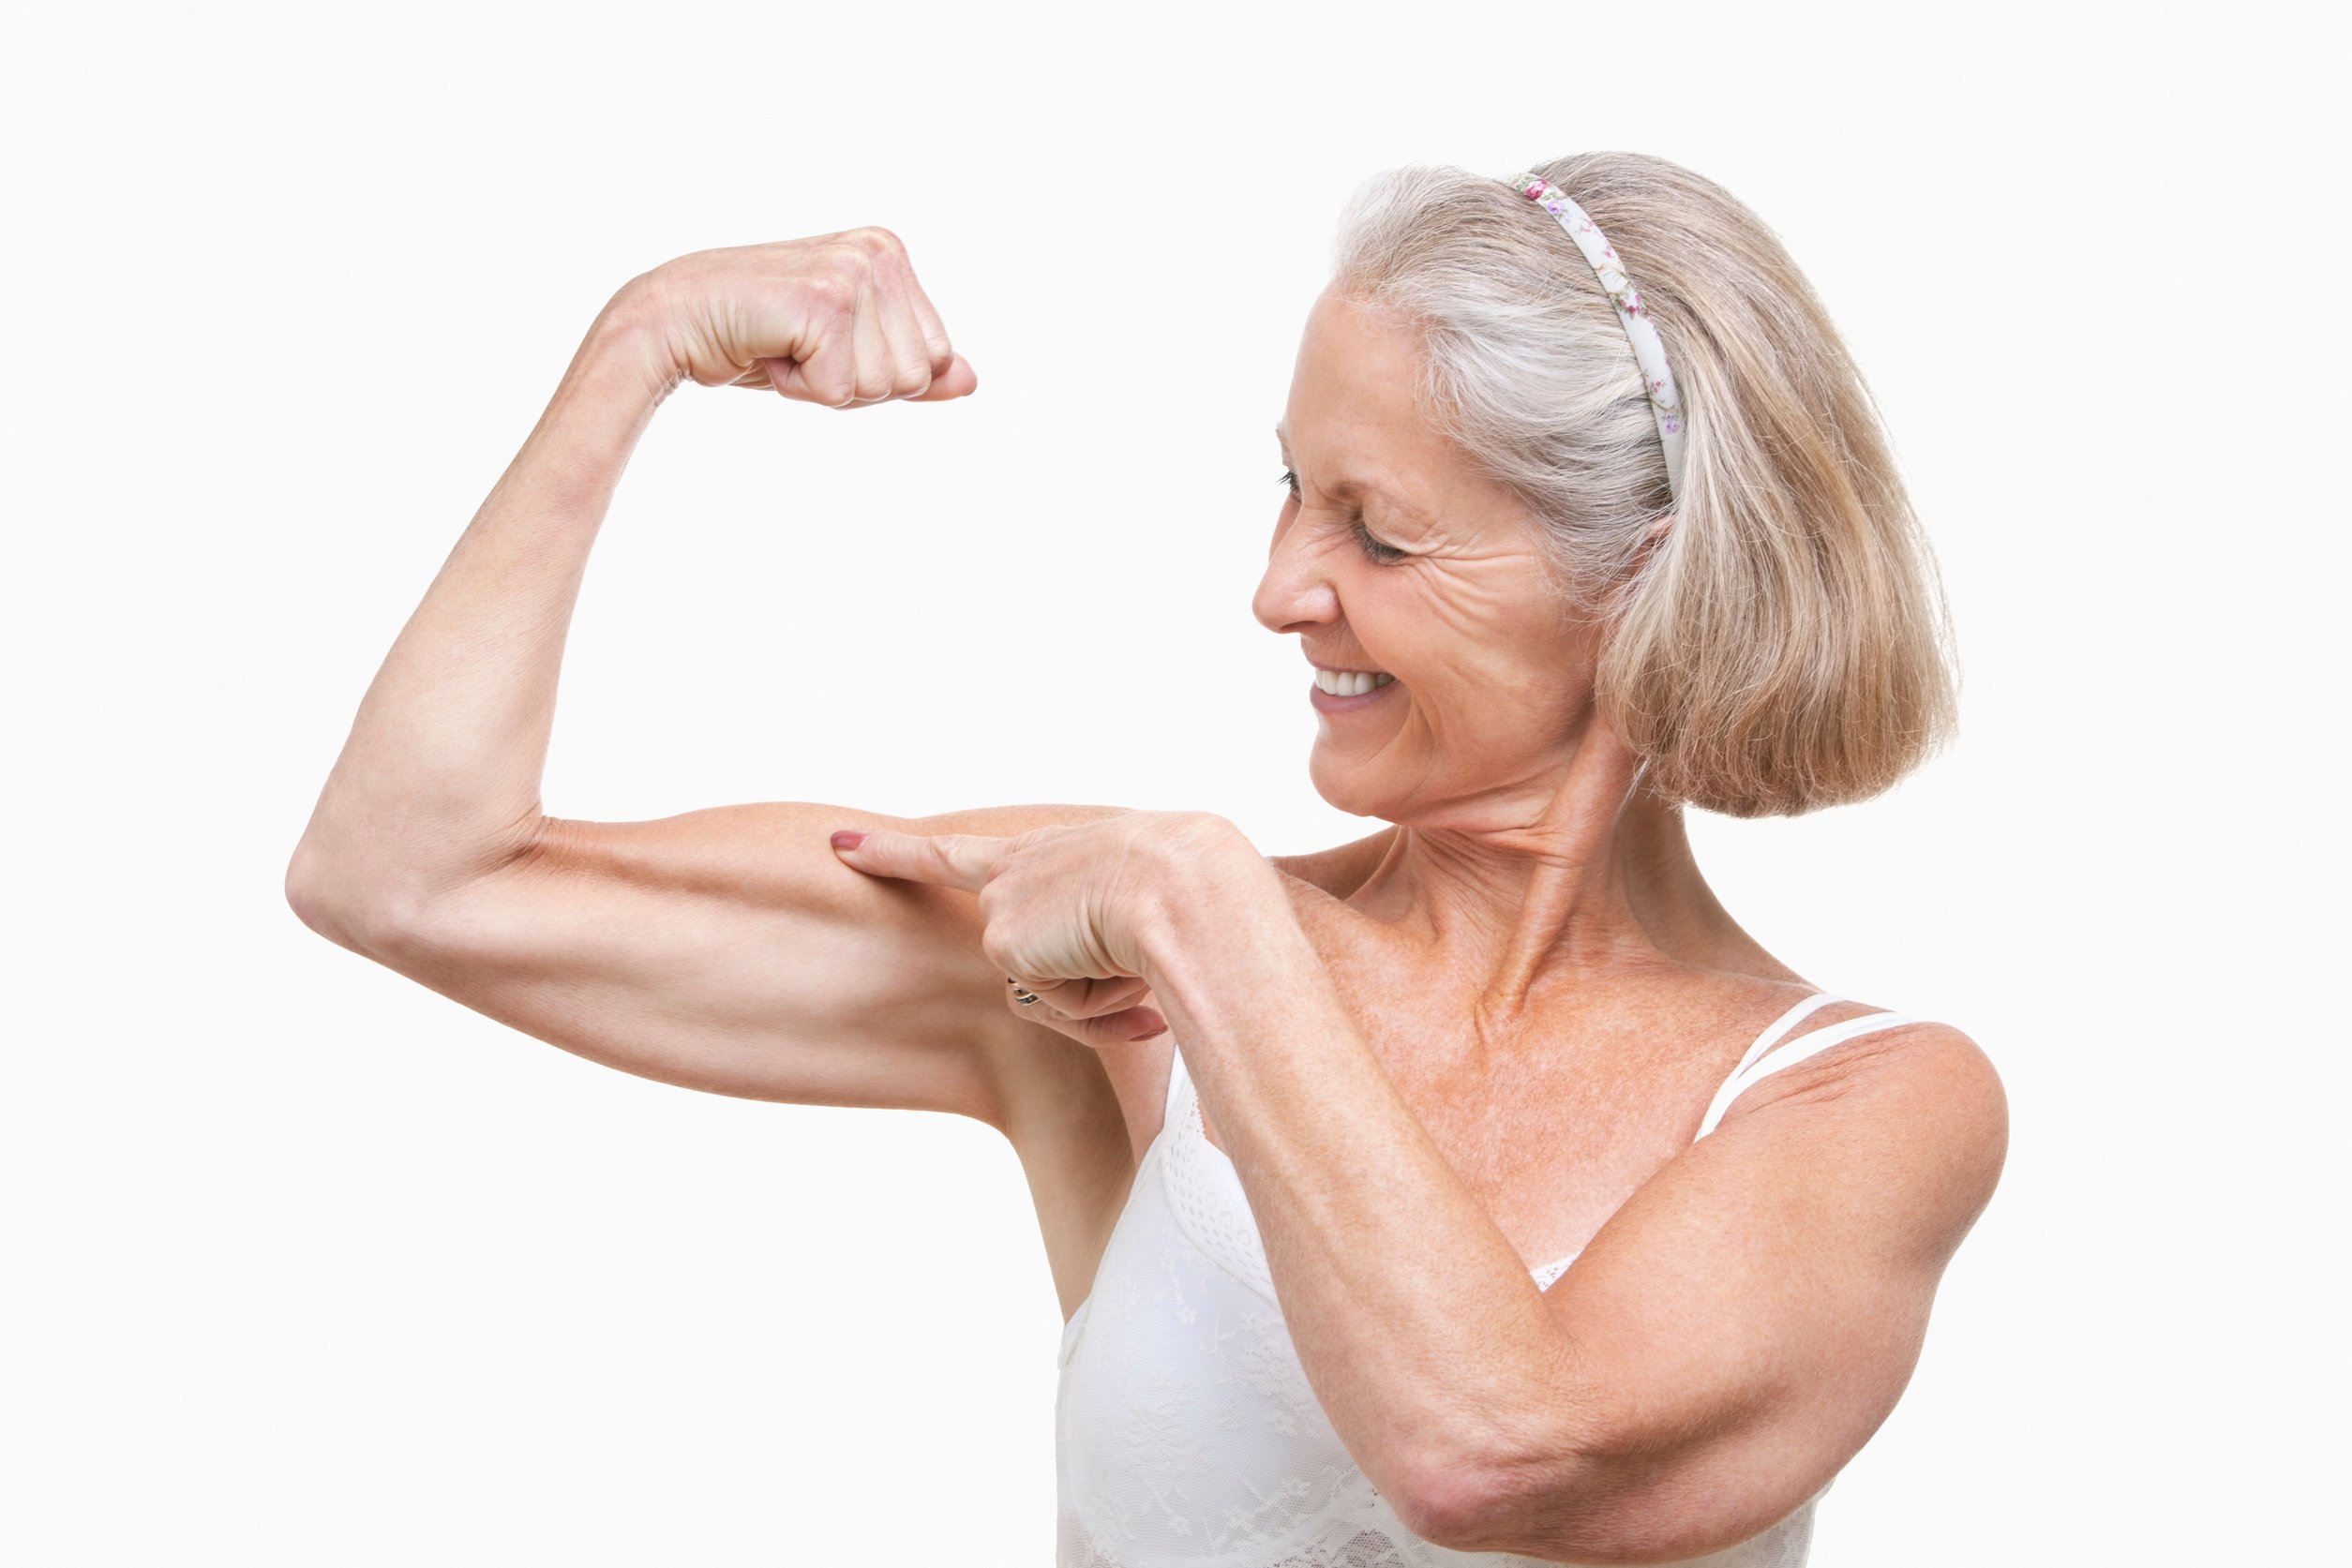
[
  {"left": 289, "top": 284, "right": 680, "bottom": 926},
  {"left": 1135, "top": 844, "right": 1573, "bottom": 1517}
]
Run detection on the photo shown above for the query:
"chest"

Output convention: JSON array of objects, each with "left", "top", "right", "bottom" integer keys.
[{"left": 1138, "top": 971, "right": 1752, "bottom": 1267}]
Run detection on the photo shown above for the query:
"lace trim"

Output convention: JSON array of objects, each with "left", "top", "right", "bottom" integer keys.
[
  {"left": 1061, "top": 1497, "right": 1822, "bottom": 1568},
  {"left": 1161, "top": 1052, "right": 1282, "bottom": 1304},
  {"left": 1060, "top": 1477, "right": 1439, "bottom": 1567}
]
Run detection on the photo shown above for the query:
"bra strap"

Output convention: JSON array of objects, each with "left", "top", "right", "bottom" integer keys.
[
  {"left": 1693, "top": 996, "right": 1831, "bottom": 1143},
  {"left": 1694, "top": 1006, "right": 1926, "bottom": 1142},
  {"left": 1716, "top": 993, "right": 1847, "bottom": 1095}
]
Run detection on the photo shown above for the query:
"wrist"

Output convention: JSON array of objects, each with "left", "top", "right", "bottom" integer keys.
[
  {"left": 1138, "top": 814, "right": 1310, "bottom": 993},
  {"left": 584, "top": 272, "right": 687, "bottom": 405}
]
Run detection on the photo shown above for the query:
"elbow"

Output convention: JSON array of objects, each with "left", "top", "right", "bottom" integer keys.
[
  {"left": 1393, "top": 1451, "right": 1568, "bottom": 1561},
  {"left": 1387, "top": 1455, "right": 1491, "bottom": 1558},
  {"left": 1396, "top": 1422, "right": 1724, "bottom": 1565},
  {"left": 282, "top": 840, "right": 340, "bottom": 939},
  {"left": 1387, "top": 1426, "right": 1555, "bottom": 1557},
  {"left": 1402, "top": 1464, "right": 1689, "bottom": 1567},
  {"left": 283, "top": 841, "right": 427, "bottom": 959}
]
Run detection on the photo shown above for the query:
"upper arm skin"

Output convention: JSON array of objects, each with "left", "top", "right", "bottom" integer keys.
[
  {"left": 1434, "top": 1023, "right": 2009, "bottom": 1563},
  {"left": 342, "top": 799, "right": 1138, "bottom": 1127}
]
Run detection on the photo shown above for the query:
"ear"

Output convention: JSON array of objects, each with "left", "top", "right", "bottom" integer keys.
[
  {"left": 1618, "top": 510, "right": 1678, "bottom": 583},
  {"left": 1599, "top": 511, "right": 1678, "bottom": 600}
]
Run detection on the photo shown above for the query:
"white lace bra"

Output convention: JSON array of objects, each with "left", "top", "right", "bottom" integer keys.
[{"left": 1053, "top": 992, "right": 1927, "bottom": 1568}]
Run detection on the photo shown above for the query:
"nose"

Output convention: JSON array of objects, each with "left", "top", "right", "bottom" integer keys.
[{"left": 1252, "top": 517, "right": 1341, "bottom": 636}]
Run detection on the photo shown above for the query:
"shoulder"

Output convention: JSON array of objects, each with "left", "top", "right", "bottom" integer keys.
[
  {"left": 1794, "top": 1010, "right": 2005, "bottom": 1133},
  {"left": 1719, "top": 1008, "right": 2008, "bottom": 1262}
]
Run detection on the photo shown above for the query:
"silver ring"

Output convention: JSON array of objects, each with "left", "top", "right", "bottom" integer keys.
[{"left": 1007, "top": 977, "right": 1041, "bottom": 1006}]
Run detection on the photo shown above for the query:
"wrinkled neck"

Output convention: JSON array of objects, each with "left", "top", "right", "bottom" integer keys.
[{"left": 1344, "top": 745, "right": 1774, "bottom": 1017}]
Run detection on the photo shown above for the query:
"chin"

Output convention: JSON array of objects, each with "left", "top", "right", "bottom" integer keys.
[{"left": 1307, "top": 746, "right": 1401, "bottom": 823}]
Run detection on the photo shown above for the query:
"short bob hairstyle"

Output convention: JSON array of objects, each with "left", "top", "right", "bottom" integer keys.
[{"left": 1330, "top": 151, "right": 1960, "bottom": 819}]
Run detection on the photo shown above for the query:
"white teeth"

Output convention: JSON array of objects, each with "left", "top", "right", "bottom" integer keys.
[{"left": 1314, "top": 667, "right": 1396, "bottom": 695}]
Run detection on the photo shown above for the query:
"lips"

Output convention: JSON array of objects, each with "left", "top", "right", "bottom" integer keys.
[
  {"left": 1308, "top": 672, "right": 1398, "bottom": 712},
  {"left": 1311, "top": 666, "right": 1395, "bottom": 696}
]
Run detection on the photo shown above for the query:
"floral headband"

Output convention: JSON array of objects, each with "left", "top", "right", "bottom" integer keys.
[{"left": 1508, "top": 173, "right": 1688, "bottom": 500}]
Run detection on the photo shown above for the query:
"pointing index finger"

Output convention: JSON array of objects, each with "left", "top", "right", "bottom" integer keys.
[{"left": 830, "top": 828, "right": 1001, "bottom": 893}]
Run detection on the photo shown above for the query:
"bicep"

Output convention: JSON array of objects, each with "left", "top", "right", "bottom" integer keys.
[
  {"left": 1511, "top": 1026, "right": 2007, "bottom": 1560},
  {"left": 369, "top": 799, "right": 1135, "bottom": 1122}
]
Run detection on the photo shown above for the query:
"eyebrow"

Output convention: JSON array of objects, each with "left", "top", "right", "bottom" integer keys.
[{"left": 1273, "top": 421, "right": 1431, "bottom": 529}]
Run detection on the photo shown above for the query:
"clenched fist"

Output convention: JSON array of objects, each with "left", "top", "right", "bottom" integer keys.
[{"left": 620, "top": 227, "right": 978, "bottom": 408}]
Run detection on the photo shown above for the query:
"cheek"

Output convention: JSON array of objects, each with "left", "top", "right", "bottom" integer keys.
[
  {"left": 1368, "top": 574, "right": 1481, "bottom": 666},
  {"left": 1352, "top": 559, "right": 1586, "bottom": 697},
  {"left": 1425, "top": 601, "right": 1588, "bottom": 715}
]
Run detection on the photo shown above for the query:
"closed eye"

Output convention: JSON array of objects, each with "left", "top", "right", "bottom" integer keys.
[
  {"left": 1279, "top": 468, "right": 1407, "bottom": 564},
  {"left": 1351, "top": 520, "right": 1406, "bottom": 564}
]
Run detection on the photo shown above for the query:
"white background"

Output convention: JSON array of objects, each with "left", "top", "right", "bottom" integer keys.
[{"left": 7, "top": 3, "right": 2342, "bottom": 1562}]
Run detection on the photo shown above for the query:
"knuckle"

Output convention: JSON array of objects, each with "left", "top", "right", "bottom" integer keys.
[
  {"left": 850, "top": 224, "right": 904, "bottom": 255},
  {"left": 824, "top": 239, "right": 880, "bottom": 278},
  {"left": 800, "top": 272, "right": 854, "bottom": 311}
]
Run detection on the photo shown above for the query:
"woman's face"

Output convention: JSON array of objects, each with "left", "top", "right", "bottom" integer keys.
[{"left": 1254, "top": 286, "right": 1605, "bottom": 829}]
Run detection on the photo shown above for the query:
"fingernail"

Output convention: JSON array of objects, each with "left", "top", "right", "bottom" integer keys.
[{"left": 830, "top": 829, "right": 866, "bottom": 851}]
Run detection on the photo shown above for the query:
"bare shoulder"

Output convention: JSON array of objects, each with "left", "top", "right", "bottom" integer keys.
[
  {"left": 1803, "top": 1014, "right": 2005, "bottom": 1142},
  {"left": 1722, "top": 1009, "right": 2009, "bottom": 1258}
]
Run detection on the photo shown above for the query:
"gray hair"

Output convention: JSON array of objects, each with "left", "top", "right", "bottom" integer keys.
[{"left": 1328, "top": 151, "right": 1961, "bottom": 818}]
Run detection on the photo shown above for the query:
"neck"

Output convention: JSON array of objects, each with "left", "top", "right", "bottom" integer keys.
[{"left": 1343, "top": 730, "right": 1784, "bottom": 1019}]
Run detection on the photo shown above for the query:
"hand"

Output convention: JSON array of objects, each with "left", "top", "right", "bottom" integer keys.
[
  {"left": 616, "top": 228, "right": 979, "bottom": 407},
  {"left": 828, "top": 812, "right": 1250, "bottom": 1050}
]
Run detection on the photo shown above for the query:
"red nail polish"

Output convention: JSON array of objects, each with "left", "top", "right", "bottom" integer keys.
[{"left": 831, "top": 829, "right": 866, "bottom": 851}]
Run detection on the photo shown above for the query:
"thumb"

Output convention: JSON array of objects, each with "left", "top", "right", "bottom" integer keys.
[
  {"left": 907, "top": 352, "right": 978, "bottom": 401},
  {"left": 830, "top": 827, "right": 1000, "bottom": 892}
]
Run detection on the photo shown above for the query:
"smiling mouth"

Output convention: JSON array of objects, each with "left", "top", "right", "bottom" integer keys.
[{"left": 1312, "top": 668, "right": 1395, "bottom": 696}]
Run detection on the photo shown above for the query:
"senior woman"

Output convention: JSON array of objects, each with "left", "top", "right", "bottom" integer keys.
[{"left": 288, "top": 150, "right": 2005, "bottom": 1567}]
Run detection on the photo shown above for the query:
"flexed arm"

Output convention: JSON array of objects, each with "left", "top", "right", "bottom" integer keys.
[
  {"left": 277, "top": 233, "right": 1134, "bottom": 1136},
  {"left": 286, "top": 231, "right": 974, "bottom": 936},
  {"left": 284, "top": 284, "right": 663, "bottom": 925}
]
